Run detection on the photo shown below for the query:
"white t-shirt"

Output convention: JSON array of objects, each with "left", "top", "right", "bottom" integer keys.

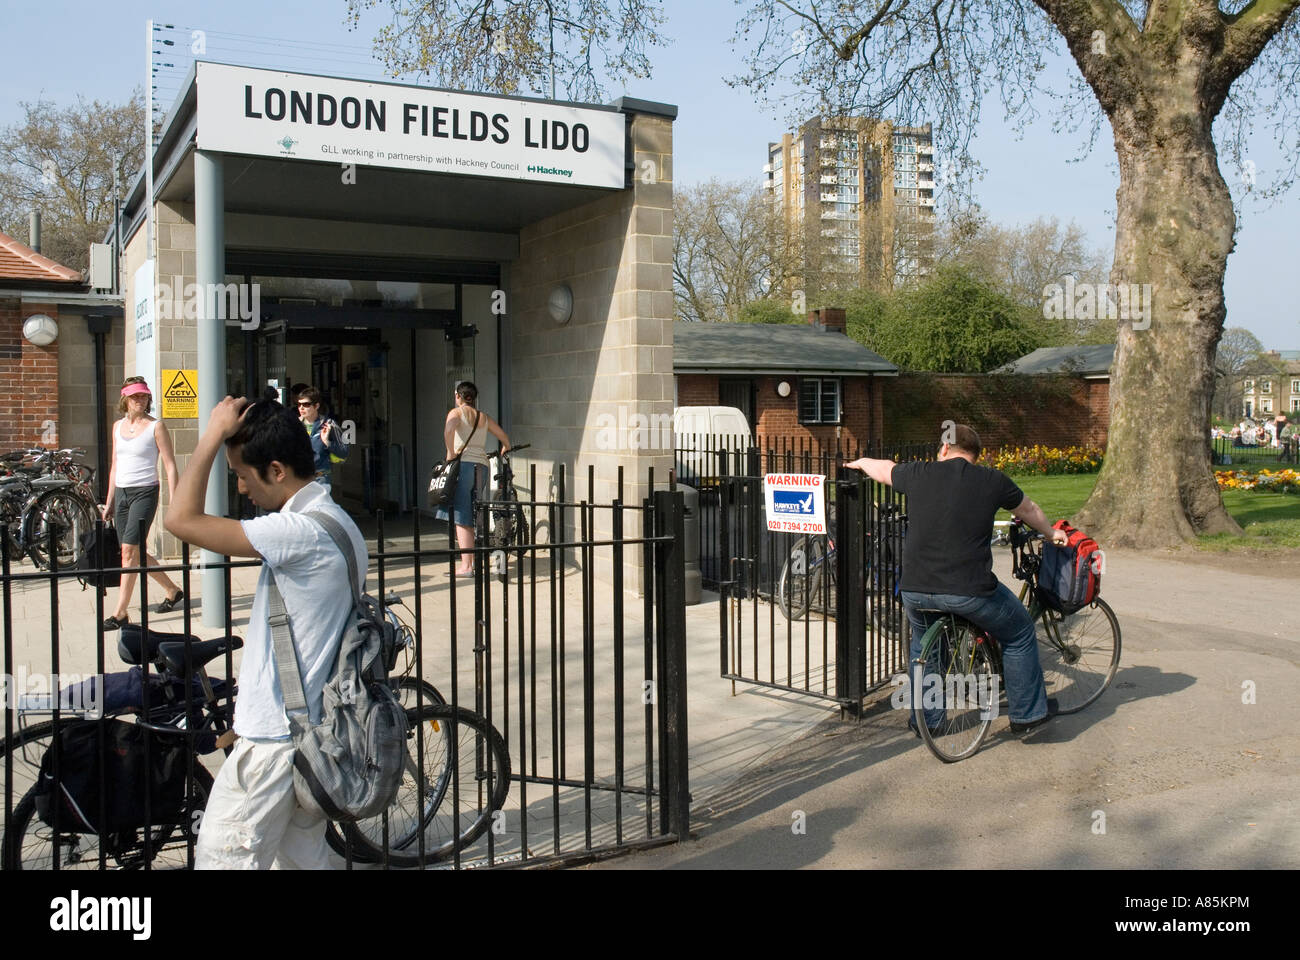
[{"left": 236, "top": 482, "right": 367, "bottom": 740}]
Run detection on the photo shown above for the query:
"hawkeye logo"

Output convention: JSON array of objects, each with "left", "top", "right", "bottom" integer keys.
[
  {"left": 276, "top": 135, "right": 298, "bottom": 156},
  {"left": 527, "top": 164, "right": 573, "bottom": 178},
  {"left": 772, "top": 491, "right": 815, "bottom": 515}
]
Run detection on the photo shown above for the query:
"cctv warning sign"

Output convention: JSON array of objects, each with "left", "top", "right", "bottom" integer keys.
[{"left": 161, "top": 369, "right": 198, "bottom": 419}]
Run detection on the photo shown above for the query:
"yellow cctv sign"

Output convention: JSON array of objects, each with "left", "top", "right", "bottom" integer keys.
[{"left": 161, "top": 369, "right": 198, "bottom": 419}]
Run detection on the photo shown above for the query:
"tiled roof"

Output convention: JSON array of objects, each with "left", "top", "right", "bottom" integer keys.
[
  {"left": 993, "top": 344, "right": 1115, "bottom": 376},
  {"left": 673, "top": 321, "right": 898, "bottom": 375},
  {"left": 0, "top": 230, "right": 82, "bottom": 283}
]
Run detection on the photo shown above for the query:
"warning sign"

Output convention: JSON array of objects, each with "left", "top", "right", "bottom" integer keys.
[
  {"left": 763, "top": 473, "right": 827, "bottom": 535},
  {"left": 161, "top": 369, "right": 198, "bottom": 419}
]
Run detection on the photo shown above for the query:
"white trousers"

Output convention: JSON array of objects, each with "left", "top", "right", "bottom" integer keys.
[{"left": 195, "top": 737, "right": 331, "bottom": 870}]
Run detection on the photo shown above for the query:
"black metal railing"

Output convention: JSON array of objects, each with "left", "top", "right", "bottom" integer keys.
[
  {"left": 1212, "top": 435, "right": 1298, "bottom": 467},
  {"left": 1, "top": 467, "right": 689, "bottom": 871}
]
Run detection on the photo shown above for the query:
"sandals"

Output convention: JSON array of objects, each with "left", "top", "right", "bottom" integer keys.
[
  {"left": 102, "top": 615, "right": 130, "bottom": 631},
  {"left": 156, "top": 590, "right": 185, "bottom": 614}
]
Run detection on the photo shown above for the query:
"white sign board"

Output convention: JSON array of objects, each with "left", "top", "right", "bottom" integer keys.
[
  {"left": 763, "top": 474, "right": 827, "bottom": 535},
  {"left": 132, "top": 260, "right": 158, "bottom": 398},
  {"left": 196, "top": 62, "right": 626, "bottom": 189}
]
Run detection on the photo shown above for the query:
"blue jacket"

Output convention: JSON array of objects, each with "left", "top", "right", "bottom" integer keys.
[{"left": 305, "top": 418, "right": 348, "bottom": 483}]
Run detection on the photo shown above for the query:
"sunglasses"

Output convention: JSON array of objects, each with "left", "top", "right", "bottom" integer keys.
[{"left": 297, "top": 401, "right": 317, "bottom": 408}]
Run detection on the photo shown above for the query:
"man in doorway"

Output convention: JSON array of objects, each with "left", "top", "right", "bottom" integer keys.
[
  {"left": 846, "top": 424, "right": 1068, "bottom": 736},
  {"left": 297, "top": 386, "right": 348, "bottom": 495},
  {"left": 165, "top": 394, "right": 367, "bottom": 869}
]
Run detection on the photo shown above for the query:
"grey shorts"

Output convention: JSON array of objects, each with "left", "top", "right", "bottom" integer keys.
[{"left": 114, "top": 485, "right": 159, "bottom": 545}]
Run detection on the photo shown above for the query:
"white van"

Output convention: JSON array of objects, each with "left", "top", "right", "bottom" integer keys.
[{"left": 673, "top": 405, "right": 752, "bottom": 484}]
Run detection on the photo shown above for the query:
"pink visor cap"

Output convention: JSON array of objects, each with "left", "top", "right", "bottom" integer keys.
[{"left": 120, "top": 383, "right": 151, "bottom": 398}]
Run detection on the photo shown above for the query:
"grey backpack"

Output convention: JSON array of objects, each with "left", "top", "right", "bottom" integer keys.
[{"left": 266, "top": 510, "right": 408, "bottom": 823}]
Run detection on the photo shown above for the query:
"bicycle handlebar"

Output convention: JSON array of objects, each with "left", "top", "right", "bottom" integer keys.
[{"left": 488, "top": 443, "right": 530, "bottom": 459}]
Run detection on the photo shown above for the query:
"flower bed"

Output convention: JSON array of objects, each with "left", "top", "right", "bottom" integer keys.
[
  {"left": 1214, "top": 468, "right": 1300, "bottom": 494},
  {"left": 991, "top": 445, "right": 1104, "bottom": 475}
]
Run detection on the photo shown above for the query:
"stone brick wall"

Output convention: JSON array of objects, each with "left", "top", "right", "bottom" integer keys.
[
  {"left": 58, "top": 311, "right": 126, "bottom": 492},
  {"left": 510, "top": 112, "right": 675, "bottom": 590},
  {"left": 885, "top": 373, "right": 1110, "bottom": 450},
  {"left": 0, "top": 298, "right": 60, "bottom": 450}
]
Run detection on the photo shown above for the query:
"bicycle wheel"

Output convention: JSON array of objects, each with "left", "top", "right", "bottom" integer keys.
[
  {"left": 2, "top": 739, "right": 212, "bottom": 870},
  {"left": 777, "top": 536, "right": 830, "bottom": 621},
  {"left": 24, "top": 490, "right": 95, "bottom": 570},
  {"left": 913, "top": 617, "right": 997, "bottom": 763},
  {"left": 866, "top": 544, "right": 904, "bottom": 638},
  {"left": 487, "top": 490, "right": 528, "bottom": 549},
  {"left": 1036, "top": 597, "right": 1121, "bottom": 714},
  {"left": 336, "top": 703, "right": 510, "bottom": 867}
]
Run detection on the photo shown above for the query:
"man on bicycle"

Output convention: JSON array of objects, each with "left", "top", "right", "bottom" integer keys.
[
  {"left": 846, "top": 424, "right": 1068, "bottom": 736},
  {"left": 166, "top": 391, "right": 367, "bottom": 868}
]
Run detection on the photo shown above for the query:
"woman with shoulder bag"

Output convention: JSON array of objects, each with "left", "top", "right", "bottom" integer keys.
[{"left": 437, "top": 381, "right": 509, "bottom": 576}]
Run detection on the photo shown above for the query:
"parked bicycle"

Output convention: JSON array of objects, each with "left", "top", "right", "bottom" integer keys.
[
  {"left": 0, "top": 448, "right": 99, "bottom": 570},
  {"left": 775, "top": 501, "right": 906, "bottom": 637},
  {"left": 2, "top": 595, "right": 511, "bottom": 870},
  {"left": 910, "top": 519, "right": 1121, "bottom": 763},
  {"left": 482, "top": 442, "right": 531, "bottom": 550},
  {"left": 1, "top": 624, "right": 240, "bottom": 870}
]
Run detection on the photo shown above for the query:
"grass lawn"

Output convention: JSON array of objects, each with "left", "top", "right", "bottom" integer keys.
[{"left": 994, "top": 473, "right": 1300, "bottom": 550}]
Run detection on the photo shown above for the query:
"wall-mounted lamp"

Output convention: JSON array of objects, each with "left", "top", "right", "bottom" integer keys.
[
  {"left": 547, "top": 284, "right": 574, "bottom": 325},
  {"left": 776, "top": 380, "right": 792, "bottom": 398},
  {"left": 23, "top": 314, "right": 59, "bottom": 346}
]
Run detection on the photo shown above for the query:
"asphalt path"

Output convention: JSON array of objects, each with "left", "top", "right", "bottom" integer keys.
[{"left": 594, "top": 546, "right": 1300, "bottom": 869}]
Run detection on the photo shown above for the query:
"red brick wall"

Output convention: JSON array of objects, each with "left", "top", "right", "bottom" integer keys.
[
  {"left": 0, "top": 298, "right": 60, "bottom": 450},
  {"left": 884, "top": 373, "right": 1110, "bottom": 451},
  {"left": 674, "top": 372, "right": 884, "bottom": 453}
]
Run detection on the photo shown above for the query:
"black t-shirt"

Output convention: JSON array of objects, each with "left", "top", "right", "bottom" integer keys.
[{"left": 891, "top": 458, "right": 1025, "bottom": 597}]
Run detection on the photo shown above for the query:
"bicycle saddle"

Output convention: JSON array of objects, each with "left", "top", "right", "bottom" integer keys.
[
  {"left": 118, "top": 623, "right": 242, "bottom": 667},
  {"left": 157, "top": 636, "right": 244, "bottom": 675}
]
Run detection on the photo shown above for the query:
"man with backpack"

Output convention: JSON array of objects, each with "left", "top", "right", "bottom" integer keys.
[
  {"left": 165, "top": 393, "right": 368, "bottom": 869},
  {"left": 846, "top": 424, "right": 1068, "bottom": 737}
]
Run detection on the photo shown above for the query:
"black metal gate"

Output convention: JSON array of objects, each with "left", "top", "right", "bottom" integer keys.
[{"left": 710, "top": 443, "right": 927, "bottom": 710}]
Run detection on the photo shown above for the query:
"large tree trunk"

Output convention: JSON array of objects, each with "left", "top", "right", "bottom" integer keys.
[{"left": 1074, "top": 85, "right": 1240, "bottom": 547}]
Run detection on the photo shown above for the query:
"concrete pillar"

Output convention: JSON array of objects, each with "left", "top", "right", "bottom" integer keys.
[{"left": 194, "top": 150, "right": 228, "bottom": 627}]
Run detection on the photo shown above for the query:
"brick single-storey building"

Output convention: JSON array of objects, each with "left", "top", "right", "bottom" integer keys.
[
  {"left": 0, "top": 230, "right": 125, "bottom": 484},
  {"left": 673, "top": 309, "right": 898, "bottom": 450}
]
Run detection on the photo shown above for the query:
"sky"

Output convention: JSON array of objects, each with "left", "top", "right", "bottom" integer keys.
[{"left": 3, "top": 0, "right": 1296, "bottom": 349}]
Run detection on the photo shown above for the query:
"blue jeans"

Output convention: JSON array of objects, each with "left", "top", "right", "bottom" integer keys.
[{"left": 902, "top": 585, "right": 1048, "bottom": 727}]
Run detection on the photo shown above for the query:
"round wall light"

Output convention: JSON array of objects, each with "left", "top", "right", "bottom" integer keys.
[
  {"left": 776, "top": 380, "right": 792, "bottom": 398},
  {"left": 547, "top": 284, "right": 574, "bottom": 325},
  {"left": 23, "top": 314, "right": 59, "bottom": 346}
]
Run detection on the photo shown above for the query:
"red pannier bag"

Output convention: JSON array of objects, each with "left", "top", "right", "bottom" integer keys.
[{"left": 1037, "top": 520, "right": 1102, "bottom": 615}]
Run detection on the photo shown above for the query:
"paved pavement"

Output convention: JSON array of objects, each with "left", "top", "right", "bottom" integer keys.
[{"left": 592, "top": 547, "right": 1300, "bottom": 869}]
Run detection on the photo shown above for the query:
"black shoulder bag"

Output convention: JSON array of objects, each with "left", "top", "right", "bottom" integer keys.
[{"left": 427, "top": 411, "right": 482, "bottom": 509}]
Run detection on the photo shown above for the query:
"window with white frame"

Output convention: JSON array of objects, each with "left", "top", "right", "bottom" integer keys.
[
  {"left": 799, "top": 377, "right": 841, "bottom": 424},
  {"left": 1291, "top": 379, "right": 1299, "bottom": 395},
  {"left": 1261, "top": 380, "right": 1272, "bottom": 393},
  {"left": 1262, "top": 398, "right": 1273, "bottom": 412}
]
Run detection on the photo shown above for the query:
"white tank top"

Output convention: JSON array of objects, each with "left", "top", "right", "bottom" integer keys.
[
  {"left": 115, "top": 419, "right": 160, "bottom": 487},
  {"left": 454, "top": 408, "right": 488, "bottom": 466}
]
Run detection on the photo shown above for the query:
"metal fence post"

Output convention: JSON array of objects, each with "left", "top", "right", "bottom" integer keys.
[
  {"left": 653, "top": 489, "right": 690, "bottom": 840},
  {"left": 835, "top": 473, "right": 866, "bottom": 711}
]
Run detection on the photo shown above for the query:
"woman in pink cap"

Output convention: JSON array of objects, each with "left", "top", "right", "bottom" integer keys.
[{"left": 99, "top": 376, "right": 184, "bottom": 629}]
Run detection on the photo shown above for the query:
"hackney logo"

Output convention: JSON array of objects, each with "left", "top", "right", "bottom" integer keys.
[
  {"left": 276, "top": 135, "right": 298, "bottom": 156},
  {"left": 772, "top": 491, "right": 815, "bottom": 515}
]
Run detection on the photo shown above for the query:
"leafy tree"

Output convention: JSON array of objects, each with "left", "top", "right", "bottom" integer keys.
[
  {"left": 345, "top": 0, "right": 668, "bottom": 99},
  {"left": 737, "top": 298, "right": 803, "bottom": 323},
  {"left": 0, "top": 94, "right": 144, "bottom": 273},
  {"left": 730, "top": 0, "right": 1300, "bottom": 546},
  {"left": 860, "top": 266, "right": 1043, "bottom": 372}
]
